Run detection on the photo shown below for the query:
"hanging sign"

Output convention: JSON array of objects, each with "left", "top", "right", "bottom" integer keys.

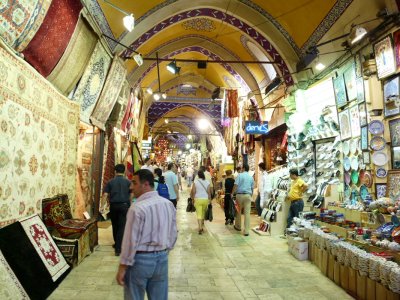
[{"left": 245, "top": 121, "right": 269, "bottom": 135}]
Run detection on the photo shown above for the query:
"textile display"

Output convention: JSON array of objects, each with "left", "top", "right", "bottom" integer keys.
[
  {"left": 77, "top": 229, "right": 90, "bottom": 264},
  {"left": 47, "top": 16, "right": 97, "bottom": 95},
  {"left": 42, "top": 196, "right": 72, "bottom": 229},
  {"left": 102, "top": 126, "right": 115, "bottom": 191},
  {"left": 20, "top": 215, "right": 69, "bottom": 282},
  {"left": 0, "top": 41, "right": 79, "bottom": 227},
  {"left": 0, "top": 250, "right": 29, "bottom": 299},
  {"left": 54, "top": 218, "right": 93, "bottom": 239},
  {"left": 227, "top": 89, "right": 239, "bottom": 118},
  {"left": 52, "top": 236, "right": 78, "bottom": 265},
  {"left": 0, "top": 221, "right": 70, "bottom": 299},
  {"left": 72, "top": 41, "right": 112, "bottom": 124},
  {"left": 90, "top": 56, "right": 127, "bottom": 130},
  {"left": 0, "top": 0, "right": 51, "bottom": 51},
  {"left": 108, "top": 80, "right": 130, "bottom": 128},
  {"left": 22, "top": 0, "right": 83, "bottom": 77},
  {"left": 121, "top": 91, "right": 134, "bottom": 133},
  {"left": 128, "top": 95, "right": 143, "bottom": 140}
]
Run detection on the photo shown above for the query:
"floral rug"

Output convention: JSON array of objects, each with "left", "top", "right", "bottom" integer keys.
[{"left": 0, "top": 250, "right": 29, "bottom": 299}]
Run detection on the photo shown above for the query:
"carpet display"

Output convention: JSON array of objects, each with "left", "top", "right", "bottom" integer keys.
[
  {"left": 73, "top": 41, "right": 112, "bottom": 124},
  {"left": 22, "top": 0, "right": 82, "bottom": 77},
  {"left": 90, "top": 56, "right": 126, "bottom": 130},
  {"left": 0, "top": 41, "right": 79, "bottom": 227},
  {"left": 52, "top": 236, "right": 77, "bottom": 265},
  {"left": 20, "top": 215, "right": 69, "bottom": 282},
  {"left": 0, "top": 250, "right": 29, "bottom": 300},
  {"left": 102, "top": 126, "right": 115, "bottom": 191},
  {"left": 47, "top": 16, "right": 97, "bottom": 95},
  {"left": 0, "top": 0, "right": 51, "bottom": 52}
]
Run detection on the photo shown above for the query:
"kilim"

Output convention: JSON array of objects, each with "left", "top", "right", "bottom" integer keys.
[{"left": 0, "top": 250, "right": 29, "bottom": 299}]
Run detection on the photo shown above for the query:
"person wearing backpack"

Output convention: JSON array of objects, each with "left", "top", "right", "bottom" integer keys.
[{"left": 154, "top": 168, "right": 170, "bottom": 200}]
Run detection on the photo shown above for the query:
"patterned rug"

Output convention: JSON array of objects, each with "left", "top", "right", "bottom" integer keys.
[
  {"left": 0, "top": 250, "right": 29, "bottom": 299},
  {"left": 20, "top": 215, "right": 70, "bottom": 282},
  {"left": 72, "top": 41, "right": 112, "bottom": 124},
  {"left": 22, "top": 0, "right": 82, "bottom": 77},
  {"left": 0, "top": 0, "right": 51, "bottom": 52},
  {"left": 0, "top": 40, "right": 79, "bottom": 227},
  {"left": 90, "top": 56, "right": 126, "bottom": 130},
  {"left": 47, "top": 16, "right": 97, "bottom": 95}
]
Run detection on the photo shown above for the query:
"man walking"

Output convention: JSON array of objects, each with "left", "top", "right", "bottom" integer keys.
[
  {"left": 231, "top": 164, "right": 254, "bottom": 236},
  {"left": 102, "top": 164, "right": 133, "bottom": 256},
  {"left": 116, "top": 169, "right": 177, "bottom": 300},
  {"left": 141, "top": 157, "right": 154, "bottom": 173},
  {"left": 164, "top": 163, "right": 180, "bottom": 208},
  {"left": 286, "top": 169, "right": 308, "bottom": 228},
  {"left": 256, "top": 162, "right": 272, "bottom": 216}
]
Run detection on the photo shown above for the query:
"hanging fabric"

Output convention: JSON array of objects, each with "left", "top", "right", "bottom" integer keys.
[{"left": 227, "top": 89, "right": 239, "bottom": 118}]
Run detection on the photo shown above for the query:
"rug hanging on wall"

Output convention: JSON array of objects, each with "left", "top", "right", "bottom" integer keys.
[
  {"left": 0, "top": 0, "right": 52, "bottom": 52},
  {"left": 0, "top": 250, "right": 29, "bottom": 300},
  {"left": 47, "top": 16, "right": 97, "bottom": 95},
  {"left": 0, "top": 40, "right": 79, "bottom": 227},
  {"left": 90, "top": 56, "right": 127, "bottom": 130},
  {"left": 72, "top": 40, "right": 112, "bottom": 124},
  {"left": 22, "top": 0, "right": 82, "bottom": 77},
  {"left": 20, "top": 215, "right": 69, "bottom": 282}
]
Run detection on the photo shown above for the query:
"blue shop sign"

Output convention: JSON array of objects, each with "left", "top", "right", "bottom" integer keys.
[{"left": 245, "top": 121, "right": 269, "bottom": 135}]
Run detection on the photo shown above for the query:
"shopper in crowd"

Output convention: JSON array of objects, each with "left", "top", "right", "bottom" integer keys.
[
  {"left": 116, "top": 169, "right": 177, "bottom": 300},
  {"left": 164, "top": 163, "right": 180, "bottom": 208},
  {"left": 190, "top": 169, "right": 212, "bottom": 234},
  {"left": 231, "top": 164, "right": 254, "bottom": 236},
  {"left": 286, "top": 168, "right": 308, "bottom": 228},
  {"left": 233, "top": 166, "right": 242, "bottom": 179},
  {"left": 224, "top": 169, "right": 235, "bottom": 225},
  {"left": 175, "top": 163, "right": 183, "bottom": 191},
  {"left": 202, "top": 166, "right": 214, "bottom": 198},
  {"left": 102, "top": 164, "right": 133, "bottom": 256},
  {"left": 256, "top": 162, "right": 272, "bottom": 216},
  {"left": 141, "top": 157, "right": 154, "bottom": 173},
  {"left": 186, "top": 165, "right": 194, "bottom": 187}
]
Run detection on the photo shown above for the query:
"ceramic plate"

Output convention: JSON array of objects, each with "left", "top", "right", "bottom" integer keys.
[
  {"left": 344, "top": 156, "right": 351, "bottom": 171},
  {"left": 376, "top": 168, "right": 387, "bottom": 178},
  {"left": 362, "top": 170, "right": 373, "bottom": 188},
  {"left": 350, "top": 138, "right": 359, "bottom": 154},
  {"left": 351, "top": 170, "right": 359, "bottom": 185},
  {"left": 344, "top": 171, "right": 351, "bottom": 185},
  {"left": 372, "top": 151, "right": 389, "bottom": 166},
  {"left": 392, "top": 215, "right": 400, "bottom": 227},
  {"left": 370, "top": 136, "right": 386, "bottom": 151},
  {"left": 368, "top": 120, "right": 384, "bottom": 135},
  {"left": 360, "top": 185, "right": 369, "bottom": 200},
  {"left": 351, "top": 156, "right": 359, "bottom": 170},
  {"left": 343, "top": 140, "right": 350, "bottom": 156},
  {"left": 344, "top": 184, "right": 351, "bottom": 198}
]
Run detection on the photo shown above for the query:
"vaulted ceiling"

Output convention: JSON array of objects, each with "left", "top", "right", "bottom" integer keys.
[{"left": 85, "top": 0, "right": 387, "bottom": 148}]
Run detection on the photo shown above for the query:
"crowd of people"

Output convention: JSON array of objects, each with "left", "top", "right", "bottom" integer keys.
[{"left": 101, "top": 159, "right": 307, "bottom": 300}]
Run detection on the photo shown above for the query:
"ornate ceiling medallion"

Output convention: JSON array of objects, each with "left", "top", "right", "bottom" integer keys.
[{"left": 182, "top": 18, "right": 216, "bottom": 32}]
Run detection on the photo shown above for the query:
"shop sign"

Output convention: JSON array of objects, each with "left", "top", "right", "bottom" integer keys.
[
  {"left": 245, "top": 121, "right": 269, "bottom": 135},
  {"left": 142, "top": 142, "right": 152, "bottom": 149}
]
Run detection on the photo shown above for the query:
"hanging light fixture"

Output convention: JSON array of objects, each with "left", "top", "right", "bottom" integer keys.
[
  {"left": 103, "top": 0, "right": 135, "bottom": 32},
  {"left": 315, "top": 56, "right": 325, "bottom": 71},
  {"left": 153, "top": 52, "right": 167, "bottom": 101},
  {"left": 166, "top": 60, "right": 180, "bottom": 74},
  {"left": 348, "top": 25, "right": 368, "bottom": 44}
]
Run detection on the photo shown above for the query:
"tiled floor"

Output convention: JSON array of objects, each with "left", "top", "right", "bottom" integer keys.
[{"left": 49, "top": 187, "right": 354, "bottom": 300}]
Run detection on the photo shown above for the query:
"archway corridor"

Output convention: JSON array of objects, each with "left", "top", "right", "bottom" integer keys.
[{"left": 49, "top": 186, "right": 353, "bottom": 300}]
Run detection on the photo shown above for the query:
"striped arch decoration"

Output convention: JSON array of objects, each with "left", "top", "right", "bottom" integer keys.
[
  {"left": 122, "top": 8, "right": 294, "bottom": 86},
  {"left": 147, "top": 102, "right": 222, "bottom": 132}
]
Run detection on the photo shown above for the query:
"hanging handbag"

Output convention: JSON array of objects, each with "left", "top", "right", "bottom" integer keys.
[{"left": 205, "top": 204, "right": 213, "bottom": 222}]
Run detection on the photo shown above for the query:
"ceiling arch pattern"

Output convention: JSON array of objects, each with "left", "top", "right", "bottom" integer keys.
[
  {"left": 164, "top": 84, "right": 213, "bottom": 95},
  {"left": 148, "top": 102, "right": 222, "bottom": 131},
  {"left": 131, "top": 45, "right": 250, "bottom": 92},
  {"left": 122, "top": 8, "right": 294, "bottom": 85}
]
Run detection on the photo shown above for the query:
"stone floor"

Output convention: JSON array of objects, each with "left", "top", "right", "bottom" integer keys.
[{"left": 49, "top": 187, "right": 354, "bottom": 300}]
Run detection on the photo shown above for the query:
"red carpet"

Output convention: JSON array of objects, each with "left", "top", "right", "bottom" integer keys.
[{"left": 22, "top": 0, "right": 82, "bottom": 77}]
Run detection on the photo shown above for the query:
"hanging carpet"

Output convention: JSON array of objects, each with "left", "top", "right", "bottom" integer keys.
[
  {"left": 90, "top": 56, "right": 126, "bottom": 130},
  {"left": 47, "top": 16, "right": 97, "bottom": 95},
  {"left": 72, "top": 40, "right": 112, "bottom": 124},
  {"left": 0, "top": 0, "right": 51, "bottom": 52},
  {"left": 0, "top": 250, "right": 29, "bottom": 300},
  {"left": 22, "top": 0, "right": 82, "bottom": 77},
  {"left": 227, "top": 89, "right": 239, "bottom": 118}
]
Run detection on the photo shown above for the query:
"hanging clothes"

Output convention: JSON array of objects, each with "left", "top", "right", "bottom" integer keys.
[{"left": 227, "top": 89, "right": 239, "bottom": 118}]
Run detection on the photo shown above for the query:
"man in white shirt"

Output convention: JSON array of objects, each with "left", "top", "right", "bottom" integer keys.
[
  {"left": 141, "top": 158, "right": 154, "bottom": 173},
  {"left": 186, "top": 165, "right": 194, "bottom": 187},
  {"left": 164, "top": 163, "right": 180, "bottom": 208},
  {"left": 257, "top": 162, "right": 272, "bottom": 215}
]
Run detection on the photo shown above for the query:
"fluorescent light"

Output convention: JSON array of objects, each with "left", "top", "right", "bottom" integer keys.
[
  {"left": 133, "top": 53, "right": 143, "bottom": 66},
  {"left": 123, "top": 14, "right": 135, "bottom": 32},
  {"left": 146, "top": 87, "right": 153, "bottom": 95},
  {"left": 197, "top": 119, "right": 209, "bottom": 130},
  {"left": 166, "top": 61, "right": 180, "bottom": 74},
  {"left": 162, "top": 92, "right": 167, "bottom": 99},
  {"left": 316, "top": 62, "right": 325, "bottom": 71},
  {"left": 153, "top": 93, "right": 161, "bottom": 101},
  {"left": 164, "top": 119, "right": 169, "bottom": 124},
  {"left": 350, "top": 26, "right": 367, "bottom": 44}
]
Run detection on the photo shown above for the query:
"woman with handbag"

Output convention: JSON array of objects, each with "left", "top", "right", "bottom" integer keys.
[{"left": 190, "top": 170, "right": 211, "bottom": 234}]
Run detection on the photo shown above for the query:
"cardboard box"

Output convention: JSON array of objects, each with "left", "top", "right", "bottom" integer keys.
[
  {"left": 356, "top": 271, "right": 367, "bottom": 300},
  {"left": 334, "top": 261, "right": 340, "bottom": 285},
  {"left": 340, "top": 265, "right": 349, "bottom": 291},
  {"left": 328, "top": 254, "right": 335, "bottom": 281},
  {"left": 386, "top": 289, "right": 400, "bottom": 300},
  {"left": 376, "top": 282, "right": 387, "bottom": 300},
  {"left": 366, "top": 277, "right": 376, "bottom": 300},
  {"left": 321, "top": 249, "right": 328, "bottom": 276},
  {"left": 348, "top": 267, "right": 357, "bottom": 297},
  {"left": 288, "top": 237, "right": 308, "bottom": 261}
]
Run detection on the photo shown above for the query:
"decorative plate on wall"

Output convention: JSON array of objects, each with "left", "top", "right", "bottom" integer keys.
[
  {"left": 370, "top": 136, "right": 386, "bottom": 151},
  {"left": 368, "top": 120, "right": 384, "bottom": 135},
  {"left": 372, "top": 151, "right": 389, "bottom": 166},
  {"left": 376, "top": 168, "right": 388, "bottom": 178}
]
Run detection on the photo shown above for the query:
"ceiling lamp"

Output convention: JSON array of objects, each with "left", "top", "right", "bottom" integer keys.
[
  {"left": 315, "top": 62, "right": 326, "bottom": 71},
  {"left": 348, "top": 25, "right": 367, "bottom": 44},
  {"left": 265, "top": 76, "right": 282, "bottom": 96},
  {"left": 197, "top": 119, "right": 209, "bottom": 130},
  {"left": 146, "top": 87, "right": 153, "bottom": 95},
  {"left": 103, "top": 1, "right": 135, "bottom": 32},
  {"left": 166, "top": 60, "right": 180, "bottom": 74},
  {"left": 133, "top": 53, "right": 143, "bottom": 66},
  {"left": 153, "top": 52, "right": 167, "bottom": 101}
]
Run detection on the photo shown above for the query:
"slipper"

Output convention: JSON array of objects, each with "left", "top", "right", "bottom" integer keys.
[{"left": 234, "top": 226, "right": 241, "bottom": 231}]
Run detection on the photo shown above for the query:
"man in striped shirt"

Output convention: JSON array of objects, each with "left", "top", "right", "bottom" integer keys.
[{"left": 116, "top": 169, "right": 177, "bottom": 300}]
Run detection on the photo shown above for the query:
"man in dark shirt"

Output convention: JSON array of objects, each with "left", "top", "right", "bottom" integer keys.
[
  {"left": 224, "top": 169, "right": 235, "bottom": 225},
  {"left": 103, "top": 164, "right": 133, "bottom": 256}
]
